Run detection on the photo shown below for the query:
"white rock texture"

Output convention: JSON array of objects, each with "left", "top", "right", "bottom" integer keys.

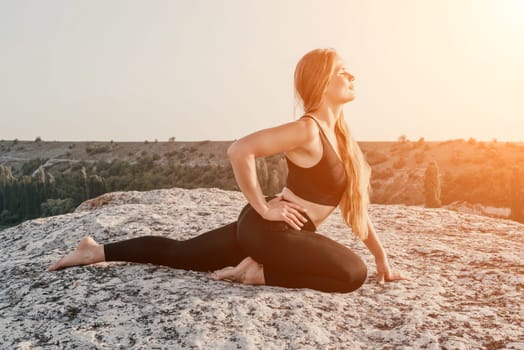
[{"left": 1, "top": 188, "right": 523, "bottom": 349}]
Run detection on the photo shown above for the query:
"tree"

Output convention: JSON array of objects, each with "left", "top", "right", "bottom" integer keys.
[
  {"left": 41, "top": 198, "right": 75, "bottom": 217},
  {"left": 34, "top": 166, "right": 49, "bottom": 210},
  {"left": 88, "top": 175, "right": 107, "bottom": 198},
  {"left": 0, "top": 165, "right": 16, "bottom": 211},
  {"left": 424, "top": 161, "right": 441, "bottom": 208},
  {"left": 276, "top": 157, "right": 288, "bottom": 192},
  {"left": 255, "top": 158, "right": 269, "bottom": 193},
  {"left": 267, "top": 169, "right": 280, "bottom": 195},
  {"left": 393, "top": 156, "right": 406, "bottom": 169},
  {"left": 398, "top": 135, "right": 408, "bottom": 143},
  {"left": 81, "top": 167, "right": 89, "bottom": 200},
  {"left": 509, "top": 167, "right": 524, "bottom": 223},
  {"left": 20, "top": 176, "right": 39, "bottom": 219}
]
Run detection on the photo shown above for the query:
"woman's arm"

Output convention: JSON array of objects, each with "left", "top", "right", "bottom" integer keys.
[
  {"left": 363, "top": 216, "right": 409, "bottom": 284},
  {"left": 362, "top": 216, "right": 387, "bottom": 261},
  {"left": 227, "top": 119, "right": 316, "bottom": 228}
]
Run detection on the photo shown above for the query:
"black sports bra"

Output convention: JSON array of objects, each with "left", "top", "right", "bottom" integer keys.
[{"left": 285, "top": 115, "right": 347, "bottom": 206}]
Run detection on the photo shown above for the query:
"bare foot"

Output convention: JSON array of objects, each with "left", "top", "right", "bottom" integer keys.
[
  {"left": 210, "top": 266, "right": 236, "bottom": 282},
  {"left": 210, "top": 257, "right": 265, "bottom": 285},
  {"left": 48, "top": 237, "right": 105, "bottom": 271}
]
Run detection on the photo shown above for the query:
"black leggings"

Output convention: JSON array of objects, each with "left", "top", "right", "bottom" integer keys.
[{"left": 104, "top": 201, "right": 367, "bottom": 293}]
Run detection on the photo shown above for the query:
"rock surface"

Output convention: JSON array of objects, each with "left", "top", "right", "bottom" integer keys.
[{"left": 1, "top": 188, "right": 523, "bottom": 349}]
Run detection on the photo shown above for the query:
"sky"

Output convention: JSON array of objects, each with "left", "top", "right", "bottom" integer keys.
[{"left": 1, "top": 0, "right": 523, "bottom": 142}]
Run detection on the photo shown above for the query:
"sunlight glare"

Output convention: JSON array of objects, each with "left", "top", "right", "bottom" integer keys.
[{"left": 495, "top": 0, "right": 524, "bottom": 34}]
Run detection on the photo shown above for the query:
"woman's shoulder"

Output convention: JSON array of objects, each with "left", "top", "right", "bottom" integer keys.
[
  {"left": 285, "top": 116, "right": 320, "bottom": 141},
  {"left": 229, "top": 116, "right": 320, "bottom": 158},
  {"left": 279, "top": 117, "right": 322, "bottom": 159}
]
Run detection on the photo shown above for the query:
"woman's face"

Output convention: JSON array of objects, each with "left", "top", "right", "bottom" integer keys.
[{"left": 323, "top": 57, "right": 355, "bottom": 105}]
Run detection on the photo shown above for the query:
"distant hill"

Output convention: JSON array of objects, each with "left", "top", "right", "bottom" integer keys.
[
  {"left": 1, "top": 138, "right": 523, "bottom": 220},
  {"left": 0, "top": 139, "right": 232, "bottom": 174}
]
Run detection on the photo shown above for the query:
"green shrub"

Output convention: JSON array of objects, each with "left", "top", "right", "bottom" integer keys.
[
  {"left": 510, "top": 167, "right": 524, "bottom": 223},
  {"left": 424, "top": 161, "right": 441, "bottom": 208},
  {"left": 85, "top": 144, "right": 111, "bottom": 155},
  {"left": 372, "top": 168, "right": 394, "bottom": 180},
  {"left": 414, "top": 151, "right": 425, "bottom": 164},
  {"left": 371, "top": 181, "right": 382, "bottom": 189},
  {"left": 165, "top": 150, "right": 177, "bottom": 158},
  {"left": 365, "top": 150, "right": 388, "bottom": 166},
  {"left": 21, "top": 158, "right": 47, "bottom": 176},
  {"left": 450, "top": 153, "right": 462, "bottom": 166},
  {"left": 41, "top": 198, "right": 76, "bottom": 216},
  {"left": 393, "top": 157, "right": 406, "bottom": 169}
]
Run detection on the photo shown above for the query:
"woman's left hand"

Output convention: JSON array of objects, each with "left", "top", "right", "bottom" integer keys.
[{"left": 376, "top": 258, "right": 410, "bottom": 284}]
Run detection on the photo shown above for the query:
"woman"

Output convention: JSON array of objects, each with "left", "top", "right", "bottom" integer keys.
[{"left": 49, "top": 48, "right": 408, "bottom": 293}]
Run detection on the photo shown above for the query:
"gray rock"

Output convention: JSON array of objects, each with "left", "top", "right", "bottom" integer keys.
[{"left": 1, "top": 188, "right": 523, "bottom": 349}]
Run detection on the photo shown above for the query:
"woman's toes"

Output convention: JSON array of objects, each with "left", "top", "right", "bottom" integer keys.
[
  {"left": 210, "top": 266, "right": 236, "bottom": 281},
  {"left": 210, "top": 257, "right": 265, "bottom": 285},
  {"left": 48, "top": 236, "right": 101, "bottom": 271},
  {"left": 47, "top": 261, "right": 62, "bottom": 271}
]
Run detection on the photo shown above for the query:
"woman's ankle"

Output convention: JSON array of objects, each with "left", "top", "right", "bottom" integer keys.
[{"left": 243, "top": 261, "right": 265, "bottom": 285}]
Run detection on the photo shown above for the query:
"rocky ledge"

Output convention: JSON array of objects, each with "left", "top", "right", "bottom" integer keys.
[{"left": 1, "top": 188, "right": 523, "bottom": 349}]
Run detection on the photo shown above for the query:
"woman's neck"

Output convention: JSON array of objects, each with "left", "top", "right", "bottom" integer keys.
[{"left": 310, "top": 103, "right": 343, "bottom": 131}]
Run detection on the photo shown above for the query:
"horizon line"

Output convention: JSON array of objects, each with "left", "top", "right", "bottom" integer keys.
[{"left": 1, "top": 138, "right": 524, "bottom": 144}]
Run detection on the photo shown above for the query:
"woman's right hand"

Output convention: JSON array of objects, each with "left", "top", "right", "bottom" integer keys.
[{"left": 261, "top": 196, "right": 309, "bottom": 230}]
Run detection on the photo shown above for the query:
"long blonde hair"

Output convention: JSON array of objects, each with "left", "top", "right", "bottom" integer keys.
[{"left": 294, "top": 48, "right": 371, "bottom": 240}]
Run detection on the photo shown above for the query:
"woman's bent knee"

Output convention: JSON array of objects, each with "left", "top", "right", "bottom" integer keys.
[
  {"left": 341, "top": 258, "right": 367, "bottom": 293},
  {"left": 353, "top": 259, "right": 368, "bottom": 289}
]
